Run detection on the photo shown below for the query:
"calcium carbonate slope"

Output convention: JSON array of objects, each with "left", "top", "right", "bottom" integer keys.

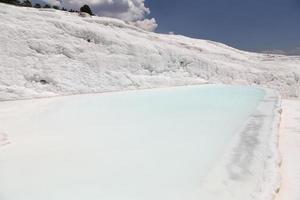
[{"left": 0, "top": 3, "right": 300, "bottom": 101}]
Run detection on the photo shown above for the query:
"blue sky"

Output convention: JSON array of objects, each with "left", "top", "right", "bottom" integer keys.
[
  {"left": 40, "top": 0, "right": 300, "bottom": 54},
  {"left": 146, "top": 0, "right": 300, "bottom": 54}
]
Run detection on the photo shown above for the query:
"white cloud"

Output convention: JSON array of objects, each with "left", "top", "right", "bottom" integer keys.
[
  {"left": 42, "top": 0, "right": 149, "bottom": 21},
  {"left": 130, "top": 18, "right": 158, "bottom": 31},
  {"left": 47, "top": 0, "right": 60, "bottom": 6},
  {"left": 35, "top": 0, "right": 157, "bottom": 31}
]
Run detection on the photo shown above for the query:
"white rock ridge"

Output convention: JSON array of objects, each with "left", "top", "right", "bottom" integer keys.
[{"left": 0, "top": 3, "right": 300, "bottom": 101}]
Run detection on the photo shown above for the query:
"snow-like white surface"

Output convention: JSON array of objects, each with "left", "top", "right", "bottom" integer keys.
[
  {"left": 277, "top": 100, "right": 300, "bottom": 200},
  {"left": 0, "top": 85, "right": 279, "bottom": 200},
  {"left": 0, "top": 3, "right": 300, "bottom": 101}
]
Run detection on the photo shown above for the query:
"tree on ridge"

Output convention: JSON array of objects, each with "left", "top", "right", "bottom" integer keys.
[{"left": 80, "top": 4, "right": 93, "bottom": 15}]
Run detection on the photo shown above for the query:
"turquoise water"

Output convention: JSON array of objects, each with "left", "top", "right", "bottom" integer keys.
[{"left": 0, "top": 85, "right": 264, "bottom": 200}]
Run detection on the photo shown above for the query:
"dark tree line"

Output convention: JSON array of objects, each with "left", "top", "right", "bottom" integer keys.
[
  {"left": 0, "top": 0, "right": 20, "bottom": 5},
  {"left": 0, "top": 0, "right": 94, "bottom": 15},
  {"left": 69, "top": 5, "right": 93, "bottom": 15},
  {"left": 80, "top": 4, "right": 93, "bottom": 15}
]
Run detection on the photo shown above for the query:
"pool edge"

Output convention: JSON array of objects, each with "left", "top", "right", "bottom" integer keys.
[{"left": 198, "top": 88, "right": 282, "bottom": 200}]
